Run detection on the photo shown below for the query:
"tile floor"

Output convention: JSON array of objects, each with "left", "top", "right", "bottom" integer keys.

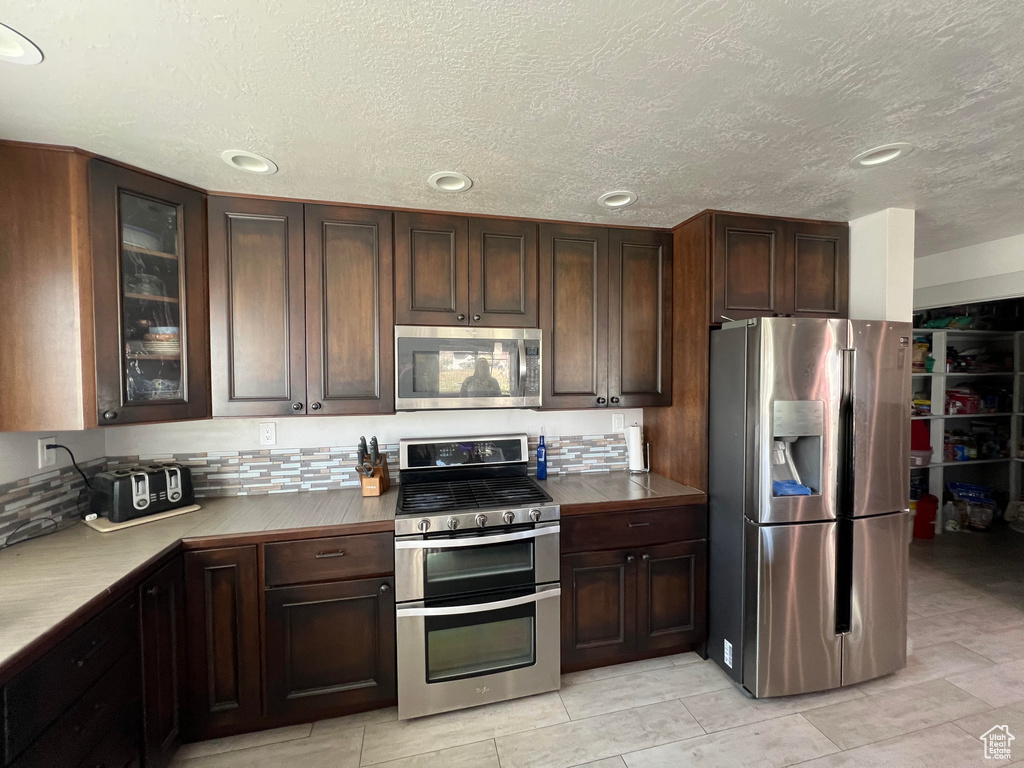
[{"left": 172, "top": 531, "right": 1024, "bottom": 767}]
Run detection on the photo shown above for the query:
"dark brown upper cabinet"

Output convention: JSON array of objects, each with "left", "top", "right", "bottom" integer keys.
[
  {"left": 305, "top": 205, "right": 394, "bottom": 415},
  {"left": 608, "top": 229, "right": 672, "bottom": 408},
  {"left": 540, "top": 224, "right": 672, "bottom": 410},
  {"left": 785, "top": 220, "right": 850, "bottom": 318},
  {"left": 395, "top": 212, "right": 539, "bottom": 327},
  {"left": 468, "top": 218, "right": 539, "bottom": 327},
  {"left": 208, "top": 196, "right": 307, "bottom": 417},
  {"left": 91, "top": 160, "right": 210, "bottom": 425},
  {"left": 540, "top": 223, "right": 608, "bottom": 409},
  {"left": 208, "top": 198, "right": 394, "bottom": 417},
  {"left": 709, "top": 212, "right": 848, "bottom": 324},
  {"left": 394, "top": 212, "right": 469, "bottom": 325}
]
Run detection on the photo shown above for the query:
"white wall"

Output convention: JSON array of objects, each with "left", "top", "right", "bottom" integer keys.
[
  {"left": 848, "top": 208, "right": 915, "bottom": 322},
  {"left": 0, "top": 429, "right": 106, "bottom": 485},
  {"left": 914, "top": 233, "right": 1024, "bottom": 309},
  {"left": 104, "top": 409, "right": 643, "bottom": 456}
]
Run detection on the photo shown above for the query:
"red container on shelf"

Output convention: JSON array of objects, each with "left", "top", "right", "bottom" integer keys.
[{"left": 914, "top": 494, "right": 938, "bottom": 540}]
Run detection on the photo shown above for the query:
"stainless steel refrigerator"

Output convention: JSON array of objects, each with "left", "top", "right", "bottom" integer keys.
[{"left": 708, "top": 317, "right": 913, "bottom": 697}]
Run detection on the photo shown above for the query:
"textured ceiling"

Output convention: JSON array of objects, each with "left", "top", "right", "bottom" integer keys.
[{"left": 2, "top": 0, "right": 1023, "bottom": 255}]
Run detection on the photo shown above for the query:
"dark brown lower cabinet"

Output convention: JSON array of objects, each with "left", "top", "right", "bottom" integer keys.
[
  {"left": 636, "top": 540, "right": 706, "bottom": 655},
  {"left": 183, "top": 546, "right": 261, "bottom": 739},
  {"left": 139, "top": 559, "right": 185, "bottom": 768},
  {"left": 560, "top": 549, "right": 637, "bottom": 670},
  {"left": 264, "top": 578, "right": 396, "bottom": 717},
  {"left": 560, "top": 507, "right": 707, "bottom": 673}
]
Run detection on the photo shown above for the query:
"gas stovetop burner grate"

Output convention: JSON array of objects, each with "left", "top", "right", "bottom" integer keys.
[{"left": 398, "top": 476, "right": 550, "bottom": 515}]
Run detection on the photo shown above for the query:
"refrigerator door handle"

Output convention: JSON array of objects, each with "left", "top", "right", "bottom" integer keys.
[
  {"left": 839, "top": 348, "right": 857, "bottom": 508},
  {"left": 835, "top": 348, "right": 857, "bottom": 637}
]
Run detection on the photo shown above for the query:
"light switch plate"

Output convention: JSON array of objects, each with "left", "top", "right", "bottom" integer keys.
[
  {"left": 612, "top": 413, "right": 625, "bottom": 432},
  {"left": 259, "top": 422, "right": 277, "bottom": 446},
  {"left": 37, "top": 436, "right": 56, "bottom": 469}
]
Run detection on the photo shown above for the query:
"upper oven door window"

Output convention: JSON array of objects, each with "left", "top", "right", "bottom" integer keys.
[{"left": 423, "top": 534, "right": 535, "bottom": 599}]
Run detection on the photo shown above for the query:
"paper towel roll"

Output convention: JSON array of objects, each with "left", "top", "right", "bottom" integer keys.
[{"left": 625, "top": 425, "right": 646, "bottom": 472}]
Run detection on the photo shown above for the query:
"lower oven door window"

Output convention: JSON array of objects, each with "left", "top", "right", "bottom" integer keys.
[{"left": 425, "top": 589, "right": 537, "bottom": 683}]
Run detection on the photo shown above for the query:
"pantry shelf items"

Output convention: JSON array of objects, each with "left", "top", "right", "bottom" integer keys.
[{"left": 909, "top": 327, "right": 1023, "bottom": 534}]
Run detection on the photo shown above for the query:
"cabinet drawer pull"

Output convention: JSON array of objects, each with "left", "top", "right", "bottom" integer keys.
[
  {"left": 628, "top": 521, "right": 651, "bottom": 528},
  {"left": 314, "top": 550, "right": 346, "bottom": 559},
  {"left": 72, "top": 636, "right": 109, "bottom": 668}
]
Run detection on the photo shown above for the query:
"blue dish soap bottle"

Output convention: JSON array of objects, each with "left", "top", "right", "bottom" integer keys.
[{"left": 536, "top": 433, "right": 547, "bottom": 480}]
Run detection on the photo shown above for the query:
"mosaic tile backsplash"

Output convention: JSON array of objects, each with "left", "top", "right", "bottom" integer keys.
[
  {"left": 0, "top": 458, "right": 106, "bottom": 547},
  {"left": 0, "top": 433, "right": 628, "bottom": 546}
]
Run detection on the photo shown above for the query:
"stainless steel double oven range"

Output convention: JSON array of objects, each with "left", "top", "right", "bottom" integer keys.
[{"left": 394, "top": 434, "right": 560, "bottom": 719}]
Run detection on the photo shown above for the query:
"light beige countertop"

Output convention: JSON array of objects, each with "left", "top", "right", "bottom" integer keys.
[
  {"left": 541, "top": 472, "right": 705, "bottom": 513},
  {"left": 0, "top": 472, "right": 702, "bottom": 679}
]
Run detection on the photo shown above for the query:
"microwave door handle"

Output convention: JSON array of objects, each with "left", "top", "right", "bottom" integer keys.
[
  {"left": 394, "top": 525, "right": 559, "bottom": 550},
  {"left": 518, "top": 338, "right": 527, "bottom": 397},
  {"left": 396, "top": 587, "right": 560, "bottom": 617}
]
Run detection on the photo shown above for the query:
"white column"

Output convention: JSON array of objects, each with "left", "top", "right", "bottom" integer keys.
[{"left": 848, "top": 208, "right": 915, "bottom": 322}]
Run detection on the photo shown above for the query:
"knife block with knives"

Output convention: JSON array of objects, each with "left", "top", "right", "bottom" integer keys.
[{"left": 356, "top": 435, "right": 391, "bottom": 497}]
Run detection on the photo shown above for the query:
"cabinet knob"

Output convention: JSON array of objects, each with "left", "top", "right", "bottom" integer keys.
[
  {"left": 103, "top": 411, "right": 118, "bottom": 421},
  {"left": 473, "top": 314, "right": 481, "bottom": 322},
  {"left": 457, "top": 314, "right": 466, "bottom": 322},
  {"left": 597, "top": 397, "right": 607, "bottom": 405},
  {"left": 291, "top": 402, "right": 303, "bottom": 411},
  {"left": 626, "top": 554, "right": 636, "bottom": 563},
  {"left": 380, "top": 583, "right": 391, "bottom": 594},
  {"left": 146, "top": 586, "right": 159, "bottom": 597},
  {"left": 310, "top": 402, "right": 322, "bottom": 411},
  {"left": 642, "top": 553, "right": 650, "bottom": 561},
  {"left": 610, "top": 396, "right": 620, "bottom": 404}
]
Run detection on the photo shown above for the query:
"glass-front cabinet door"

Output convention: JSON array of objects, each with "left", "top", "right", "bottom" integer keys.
[{"left": 90, "top": 161, "right": 208, "bottom": 424}]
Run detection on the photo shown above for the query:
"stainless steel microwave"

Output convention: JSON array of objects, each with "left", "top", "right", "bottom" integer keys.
[{"left": 395, "top": 326, "right": 541, "bottom": 410}]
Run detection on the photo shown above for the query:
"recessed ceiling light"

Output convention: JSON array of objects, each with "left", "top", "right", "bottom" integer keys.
[
  {"left": 0, "top": 22, "right": 43, "bottom": 65},
  {"left": 427, "top": 171, "right": 473, "bottom": 192},
  {"left": 220, "top": 150, "right": 278, "bottom": 175},
  {"left": 850, "top": 142, "right": 914, "bottom": 168},
  {"left": 597, "top": 190, "right": 638, "bottom": 209}
]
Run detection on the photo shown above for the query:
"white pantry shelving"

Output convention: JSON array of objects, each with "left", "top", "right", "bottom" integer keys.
[{"left": 910, "top": 328, "right": 1023, "bottom": 533}]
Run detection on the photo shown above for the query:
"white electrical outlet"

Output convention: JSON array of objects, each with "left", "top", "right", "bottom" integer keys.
[
  {"left": 724, "top": 639, "right": 733, "bottom": 668},
  {"left": 259, "top": 422, "right": 277, "bottom": 446},
  {"left": 612, "top": 413, "right": 625, "bottom": 431},
  {"left": 37, "top": 436, "right": 56, "bottom": 469}
]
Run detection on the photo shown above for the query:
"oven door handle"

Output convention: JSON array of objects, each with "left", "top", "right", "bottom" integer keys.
[
  {"left": 396, "top": 587, "right": 560, "bottom": 617},
  {"left": 394, "top": 525, "right": 559, "bottom": 550}
]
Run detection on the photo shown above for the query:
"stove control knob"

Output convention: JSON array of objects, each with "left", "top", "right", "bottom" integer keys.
[
  {"left": 529, "top": 508, "right": 542, "bottom": 522},
  {"left": 417, "top": 519, "right": 431, "bottom": 533},
  {"left": 446, "top": 517, "right": 460, "bottom": 531},
  {"left": 502, "top": 511, "right": 516, "bottom": 525},
  {"left": 475, "top": 514, "right": 488, "bottom": 528}
]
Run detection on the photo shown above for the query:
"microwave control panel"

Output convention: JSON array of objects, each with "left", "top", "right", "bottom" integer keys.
[{"left": 523, "top": 342, "right": 541, "bottom": 397}]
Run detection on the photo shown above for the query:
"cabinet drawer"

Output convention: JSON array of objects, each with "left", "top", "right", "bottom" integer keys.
[
  {"left": 12, "top": 654, "right": 138, "bottom": 768},
  {"left": 5, "top": 593, "right": 137, "bottom": 762},
  {"left": 561, "top": 506, "right": 707, "bottom": 554},
  {"left": 264, "top": 533, "right": 394, "bottom": 587}
]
